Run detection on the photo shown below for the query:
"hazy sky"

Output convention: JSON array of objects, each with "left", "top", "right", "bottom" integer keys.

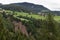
[{"left": 0, "top": 0, "right": 60, "bottom": 11}]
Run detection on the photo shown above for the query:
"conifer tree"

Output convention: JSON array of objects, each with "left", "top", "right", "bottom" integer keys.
[{"left": 46, "top": 13, "right": 57, "bottom": 40}]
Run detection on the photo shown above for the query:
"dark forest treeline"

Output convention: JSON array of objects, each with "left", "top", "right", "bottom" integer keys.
[{"left": 0, "top": 11, "right": 60, "bottom": 40}]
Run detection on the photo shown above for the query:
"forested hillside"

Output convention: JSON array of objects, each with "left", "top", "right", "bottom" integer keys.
[
  {"left": 0, "top": 9, "right": 60, "bottom": 40},
  {"left": 0, "top": 2, "right": 60, "bottom": 15},
  {"left": 0, "top": 2, "right": 50, "bottom": 13}
]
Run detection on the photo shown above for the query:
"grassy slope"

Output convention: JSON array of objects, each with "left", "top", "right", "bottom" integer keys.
[
  {"left": 6, "top": 10, "right": 60, "bottom": 22},
  {"left": 15, "top": 12, "right": 60, "bottom": 21},
  {"left": 54, "top": 16, "right": 60, "bottom": 22}
]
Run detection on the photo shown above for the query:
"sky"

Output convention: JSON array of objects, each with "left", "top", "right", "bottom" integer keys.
[{"left": 0, "top": 0, "right": 60, "bottom": 11}]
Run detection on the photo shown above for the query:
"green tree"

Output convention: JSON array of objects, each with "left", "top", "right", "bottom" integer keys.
[{"left": 46, "top": 13, "right": 57, "bottom": 40}]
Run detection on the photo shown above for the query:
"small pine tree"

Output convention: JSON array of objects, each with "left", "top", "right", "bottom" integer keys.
[{"left": 46, "top": 13, "right": 57, "bottom": 40}]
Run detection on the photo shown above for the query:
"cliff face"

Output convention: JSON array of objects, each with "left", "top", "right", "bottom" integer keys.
[{"left": 13, "top": 21, "right": 28, "bottom": 37}]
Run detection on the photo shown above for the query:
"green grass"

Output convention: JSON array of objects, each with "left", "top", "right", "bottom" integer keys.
[
  {"left": 5, "top": 10, "right": 60, "bottom": 22},
  {"left": 54, "top": 16, "right": 60, "bottom": 22},
  {"left": 14, "top": 12, "right": 46, "bottom": 19},
  {"left": 15, "top": 12, "right": 60, "bottom": 22}
]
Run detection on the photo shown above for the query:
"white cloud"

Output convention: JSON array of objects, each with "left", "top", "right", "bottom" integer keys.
[
  {"left": 0, "top": 0, "right": 60, "bottom": 11},
  {"left": 39, "top": 0, "right": 60, "bottom": 11}
]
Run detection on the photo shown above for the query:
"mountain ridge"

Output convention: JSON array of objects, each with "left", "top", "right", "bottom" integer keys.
[
  {"left": 0, "top": 2, "right": 50, "bottom": 13},
  {"left": 0, "top": 2, "right": 60, "bottom": 15}
]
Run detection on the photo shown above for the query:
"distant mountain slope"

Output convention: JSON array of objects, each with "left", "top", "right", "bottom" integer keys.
[
  {"left": 0, "top": 2, "right": 60, "bottom": 15},
  {"left": 52, "top": 11, "right": 60, "bottom": 16},
  {"left": 0, "top": 2, "right": 50, "bottom": 13},
  {"left": 0, "top": 3, "right": 2, "bottom": 5}
]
